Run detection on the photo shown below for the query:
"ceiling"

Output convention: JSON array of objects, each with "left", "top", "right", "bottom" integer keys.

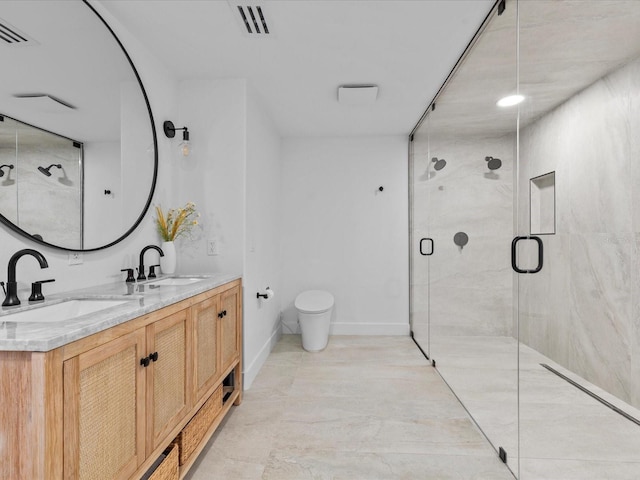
[
  {"left": 417, "top": 0, "right": 640, "bottom": 139},
  {"left": 97, "top": 0, "right": 495, "bottom": 138}
]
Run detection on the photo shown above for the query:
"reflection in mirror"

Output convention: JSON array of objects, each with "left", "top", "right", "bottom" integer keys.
[
  {"left": 0, "top": 0, "right": 156, "bottom": 250},
  {"left": 0, "top": 114, "right": 82, "bottom": 248}
]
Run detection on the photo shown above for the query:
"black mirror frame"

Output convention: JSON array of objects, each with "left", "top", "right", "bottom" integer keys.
[{"left": 0, "top": 0, "right": 158, "bottom": 252}]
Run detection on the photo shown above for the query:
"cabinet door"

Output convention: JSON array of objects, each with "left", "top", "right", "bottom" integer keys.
[
  {"left": 192, "top": 294, "right": 221, "bottom": 402},
  {"left": 63, "top": 329, "right": 146, "bottom": 480},
  {"left": 220, "top": 285, "right": 241, "bottom": 374},
  {"left": 146, "top": 309, "right": 191, "bottom": 453}
]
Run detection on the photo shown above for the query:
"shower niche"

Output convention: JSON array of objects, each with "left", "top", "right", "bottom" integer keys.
[{"left": 529, "top": 171, "right": 555, "bottom": 235}]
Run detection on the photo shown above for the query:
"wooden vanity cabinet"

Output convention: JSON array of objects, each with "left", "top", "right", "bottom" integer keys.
[
  {"left": 0, "top": 278, "right": 242, "bottom": 480},
  {"left": 192, "top": 295, "right": 221, "bottom": 402},
  {"left": 220, "top": 286, "right": 241, "bottom": 377},
  {"left": 63, "top": 308, "right": 192, "bottom": 479},
  {"left": 146, "top": 309, "right": 191, "bottom": 453},
  {"left": 63, "top": 330, "right": 147, "bottom": 480}
]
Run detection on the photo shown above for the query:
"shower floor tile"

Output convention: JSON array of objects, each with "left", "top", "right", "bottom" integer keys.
[{"left": 432, "top": 335, "right": 640, "bottom": 479}]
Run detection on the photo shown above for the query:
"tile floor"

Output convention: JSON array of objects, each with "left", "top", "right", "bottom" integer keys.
[
  {"left": 432, "top": 336, "right": 640, "bottom": 479},
  {"left": 186, "top": 335, "right": 513, "bottom": 480}
]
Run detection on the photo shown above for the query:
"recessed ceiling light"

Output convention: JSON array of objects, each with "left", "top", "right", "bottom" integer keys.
[{"left": 497, "top": 94, "right": 524, "bottom": 107}]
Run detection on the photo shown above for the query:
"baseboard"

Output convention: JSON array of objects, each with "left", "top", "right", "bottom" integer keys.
[
  {"left": 282, "top": 323, "right": 411, "bottom": 337},
  {"left": 329, "top": 322, "right": 410, "bottom": 336},
  {"left": 243, "top": 324, "right": 282, "bottom": 390},
  {"left": 282, "top": 321, "right": 410, "bottom": 337}
]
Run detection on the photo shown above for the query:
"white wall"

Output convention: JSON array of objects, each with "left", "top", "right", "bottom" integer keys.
[
  {"left": 243, "top": 88, "right": 283, "bottom": 388},
  {"left": 83, "top": 140, "right": 121, "bottom": 248},
  {"left": 170, "top": 79, "right": 246, "bottom": 276},
  {"left": 280, "top": 136, "right": 409, "bottom": 336},
  {"left": 169, "top": 80, "right": 285, "bottom": 389}
]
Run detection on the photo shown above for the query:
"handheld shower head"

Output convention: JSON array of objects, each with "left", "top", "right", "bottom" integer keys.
[
  {"left": 485, "top": 156, "right": 502, "bottom": 170},
  {"left": 38, "top": 164, "right": 62, "bottom": 177},
  {"left": 0, "top": 164, "right": 14, "bottom": 177}
]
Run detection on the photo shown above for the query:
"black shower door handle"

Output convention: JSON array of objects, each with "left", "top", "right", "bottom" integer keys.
[
  {"left": 511, "top": 236, "right": 543, "bottom": 274},
  {"left": 420, "top": 238, "right": 434, "bottom": 256}
]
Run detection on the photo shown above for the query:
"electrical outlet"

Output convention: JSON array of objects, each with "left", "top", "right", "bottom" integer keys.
[
  {"left": 207, "top": 238, "right": 219, "bottom": 256},
  {"left": 68, "top": 252, "right": 83, "bottom": 265}
]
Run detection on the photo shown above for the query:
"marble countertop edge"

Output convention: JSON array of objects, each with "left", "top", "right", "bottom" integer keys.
[{"left": 0, "top": 273, "right": 241, "bottom": 352}]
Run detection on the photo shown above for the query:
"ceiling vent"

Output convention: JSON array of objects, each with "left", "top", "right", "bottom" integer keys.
[
  {"left": 0, "top": 18, "right": 37, "bottom": 46},
  {"left": 229, "top": 2, "right": 271, "bottom": 35},
  {"left": 13, "top": 94, "right": 76, "bottom": 112},
  {"left": 338, "top": 85, "right": 379, "bottom": 105}
]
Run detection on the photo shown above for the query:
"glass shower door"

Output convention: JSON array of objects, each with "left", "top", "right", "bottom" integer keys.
[
  {"left": 516, "top": 1, "right": 640, "bottom": 478},
  {"left": 409, "top": 117, "right": 432, "bottom": 357},
  {"left": 410, "top": 0, "right": 520, "bottom": 473}
]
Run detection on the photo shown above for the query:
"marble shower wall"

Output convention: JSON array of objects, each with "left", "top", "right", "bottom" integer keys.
[
  {"left": 518, "top": 54, "right": 640, "bottom": 408},
  {"left": 412, "top": 133, "right": 514, "bottom": 339}
]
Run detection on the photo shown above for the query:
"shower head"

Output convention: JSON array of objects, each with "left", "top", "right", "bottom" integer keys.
[
  {"left": 0, "top": 164, "right": 14, "bottom": 177},
  {"left": 431, "top": 157, "right": 447, "bottom": 171},
  {"left": 38, "top": 164, "right": 62, "bottom": 177},
  {"left": 485, "top": 156, "right": 502, "bottom": 170}
]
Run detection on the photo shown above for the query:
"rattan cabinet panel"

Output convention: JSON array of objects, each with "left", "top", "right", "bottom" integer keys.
[
  {"left": 220, "top": 286, "right": 241, "bottom": 374},
  {"left": 192, "top": 295, "right": 220, "bottom": 402},
  {"left": 146, "top": 309, "right": 191, "bottom": 454},
  {"left": 63, "top": 329, "right": 146, "bottom": 480}
]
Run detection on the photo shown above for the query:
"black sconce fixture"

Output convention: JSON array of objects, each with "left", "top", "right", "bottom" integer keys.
[
  {"left": 37, "top": 164, "right": 62, "bottom": 177},
  {"left": 0, "top": 164, "right": 14, "bottom": 177},
  {"left": 163, "top": 120, "right": 191, "bottom": 157}
]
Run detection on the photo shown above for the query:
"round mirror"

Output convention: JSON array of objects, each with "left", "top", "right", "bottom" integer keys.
[{"left": 0, "top": 0, "right": 157, "bottom": 251}]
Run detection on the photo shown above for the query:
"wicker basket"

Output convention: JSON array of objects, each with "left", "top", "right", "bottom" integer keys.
[
  {"left": 176, "top": 385, "right": 223, "bottom": 465},
  {"left": 147, "top": 443, "right": 179, "bottom": 480}
]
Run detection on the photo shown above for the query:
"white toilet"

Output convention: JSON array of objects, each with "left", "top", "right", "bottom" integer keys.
[{"left": 294, "top": 290, "right": 334, "bottom": 352}]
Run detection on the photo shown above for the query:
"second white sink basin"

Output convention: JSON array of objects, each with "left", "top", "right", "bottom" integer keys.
[
  {"left": 146, "top": 277, "right": 203, "bottom": 287},
  {"left": 2, "top": 299, "right": 129, "bottom": 323}
]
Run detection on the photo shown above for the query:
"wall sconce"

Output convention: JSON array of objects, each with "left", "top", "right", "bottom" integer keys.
[{"left": 163, "top": 120, "right": 191, "bottom": 157}]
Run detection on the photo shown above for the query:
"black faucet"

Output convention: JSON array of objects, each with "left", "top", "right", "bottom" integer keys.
[
  {"left": 2, "top": 249, "right": 49, "bottom": 307},
  {"left": 137, "top": 245, "right": 164, "bottom": 281}
]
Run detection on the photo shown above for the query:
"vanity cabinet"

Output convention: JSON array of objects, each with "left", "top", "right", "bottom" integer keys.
[
  {"left": 0, "top": 278, "right": 242, "bottom": 480},
  {"left": 64, "top": 308, "right": 192, "bottom": 478},
  {"left": 63, "top": 330, "right": 147, "bottom": 480},
  {"left": 192, "top": 295, "right": 220, "bottom": 402},
  {"left": 220, "top": 286, "right": 241, "bottom": 377},
  {"left": 146, "top": 309, "right": 191, "bottom": 453}
]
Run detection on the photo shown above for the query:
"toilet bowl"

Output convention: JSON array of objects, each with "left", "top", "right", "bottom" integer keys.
[{"left": 295, "top": 290, "right": 334, "bottom": 352}]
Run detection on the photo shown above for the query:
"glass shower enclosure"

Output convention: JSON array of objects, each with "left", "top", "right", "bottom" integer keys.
[{"left": 409, "top": 1, "right": 640, "bottom": 478}]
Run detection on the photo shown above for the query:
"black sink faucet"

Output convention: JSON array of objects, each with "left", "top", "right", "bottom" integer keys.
[
  {"left": 2, "top": 249, "right": 49, "bottom": 307},
  {"left": 137, "top": 245, "right": 164, "bottom": 281}
]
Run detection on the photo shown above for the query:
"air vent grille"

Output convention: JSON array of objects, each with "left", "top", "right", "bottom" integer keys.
[
  {"left": 235, "top": 4, "right": 270, "bottom": 35},
  {"left": 0, "top": 18, "right": 36, "bottom": 46}
]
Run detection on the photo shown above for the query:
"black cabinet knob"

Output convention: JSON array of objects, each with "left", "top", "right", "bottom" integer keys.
[
  {"left": 140, "top": 356, "right": 150, "bottom": 367},
  {"left": 149, "top": 352, "right": 159, "bottom": 362}
]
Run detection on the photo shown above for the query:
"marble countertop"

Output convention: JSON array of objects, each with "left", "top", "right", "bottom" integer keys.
[{"left": 0, "top": 273, "right": 241, "bottom": 352}]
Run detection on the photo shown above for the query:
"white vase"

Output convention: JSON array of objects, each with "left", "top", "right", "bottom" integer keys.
[{"left": 160, "top": 241, "right": 177, "bottom": 275}]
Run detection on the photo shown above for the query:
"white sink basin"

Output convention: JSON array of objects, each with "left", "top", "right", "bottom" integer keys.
[
  {"left": 146, "top": 277, "right": 203, "bottom": 287},
  {"left": 1, "top": 299, "right": 129, "bottom": 323}
]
